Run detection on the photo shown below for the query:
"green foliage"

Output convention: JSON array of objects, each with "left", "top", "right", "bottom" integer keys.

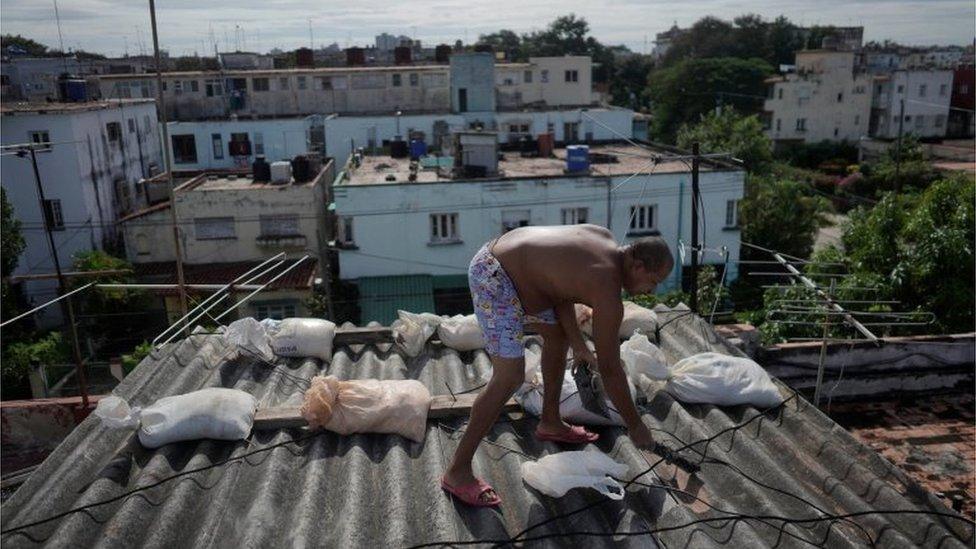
[
  {"left": 72, "top": 250, "right": 153, "bottom": 351},
  {"left": 740, "top": 174, "right": 830, "bottom": 261},
  {"left": 305, "top": 279, "right": 360, "bottom": 324},
  {"left": 1, "top": 188, "right": 25, "bottom": 278},
  {"left": 857, "top": 135, "right": 939, "bottom": 196},
  {"left": 773, "top": 140, "right": 859, "bottom": 172},
  {"left": 646, "top": 57, "right": 773, "bottom": 142},
  {"left": 630, "top": 289, "right": 689, "bottom": 310},
  {"left": 1, "top": 34, "right": 50, "bottom": 56},
  {"left": 659, "top": 15, "right": 804, "bottom": 69},
  {"left": 1, "top": 332, "right": 68, "bottom": 382},
  {"left": 629, "top": 266, "right": 728, "bottom": 315},
  {"left": 676, "top": 107, "right": 773, "bottom": 173},
  {"left": 609, "top": 54, "right": 655, "bottom": 110},
  {"left": 121, "top": 341, "right": 152, "bottom": 374}
]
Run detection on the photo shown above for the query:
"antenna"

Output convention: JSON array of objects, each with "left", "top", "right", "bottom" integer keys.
[
  {"left": 52, "top": 0, "right": 68, "bottom": 73},
  {"left": 308, "top": 18, "right": 313, "bottom": 50}
]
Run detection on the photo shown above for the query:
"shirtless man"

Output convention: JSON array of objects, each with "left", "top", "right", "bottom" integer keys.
[{"left": 440, "top": 224, "right": 675, "bottom": 506}]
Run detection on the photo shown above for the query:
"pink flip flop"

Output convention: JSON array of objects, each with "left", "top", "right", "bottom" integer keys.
[
  {"left": 535, "top": 424, "right": 600, "bottom": 444},
  {"left": 441, "top": 477, "right": 502, "bottom": 507}
]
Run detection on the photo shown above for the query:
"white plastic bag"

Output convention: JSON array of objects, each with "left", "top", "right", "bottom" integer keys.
[
  {"left": 225, "top": 317, "right": 274, "bottom": 362},
  {"left": 620, "top": 333, "right": 670, "bottom": 381},
  {"left": 667, "top": 352, "right": 783, "bottom": 408},
  {"left": 522, "top": 451, "right": 629, "bottom": 500},
  {"left": 300, "top": 375, "right": 432, "bottom": 442},
  {"left": 268, "top": 318, "right": 337, "bottom": 362},
  {"left": 515, "top": 370, "right": 637, "bottom": 427},
  {"left": 138, "top": 388, "right": 257, "bottom": 449},
  {"left": 392, "top": 310, "right": 440, "bottom": 357},
  {"left": 575, "top": 301, "right": 657, "bottom": 339},
  {"left": 437, "top": 314, "right": 484, "bottom": 351},
  {"left": 94, "top": 396, "right": 141, "bottom": 430}
]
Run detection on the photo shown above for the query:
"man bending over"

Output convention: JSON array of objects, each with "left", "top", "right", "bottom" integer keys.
[{"left": 440, "top": 224, "right": 675, "bottom": 506}]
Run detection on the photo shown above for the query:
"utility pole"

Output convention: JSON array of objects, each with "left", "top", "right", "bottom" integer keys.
[
  {"left": 894, "top": 98, "right": 905, "bottom": 192},
  {"left": 689, "top": 142, "right": 701, "bottom": 313},
  {"left": 148, "top": 0, "right": 189, "bottom": 327},
  {"left": 25, "top": 146, "right": 89, "bottom": 408}
]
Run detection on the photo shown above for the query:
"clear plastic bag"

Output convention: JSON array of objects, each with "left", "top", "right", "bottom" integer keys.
[
  {"left": 436, "top": 314, "right": 484, "bottom": 351},
  {"left": 225, "top": 317, "right": 274, "bottom": 362},
  {"left": 521, "top": 451, "right": 629, "bottom": 499},
  {"left": 138, "top": 388, "right": 257, "bottom": 449},
  {"left": 94, "top": 396, "right": 141, "bottom": 430},
  {"left": 392, "top": 310, "right": 440, "bottom": 357},
  {"left": 620, "top": 332, "right": 670, "bottom": 381},
  {"left": 667, "top": 352, "right": 784, "bottom": 407}
]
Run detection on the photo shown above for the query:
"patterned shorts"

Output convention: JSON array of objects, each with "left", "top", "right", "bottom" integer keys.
[{"left": 469, "top": 241, "right": 556, "bottom": 358}]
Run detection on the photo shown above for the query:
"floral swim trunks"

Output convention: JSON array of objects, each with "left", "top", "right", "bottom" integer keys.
[{"left": 469, "top": 240, "right": 556, "bottom": 358}]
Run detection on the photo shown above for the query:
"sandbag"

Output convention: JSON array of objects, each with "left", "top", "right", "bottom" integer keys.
[
  {"left": 437, "top": 314, "right": 485, "bottom": 351},
  {"left": 392, "top": 310, "right": 440, "bottom": 357},
  {"left": 94, "top": 396, "right": 141, "bottom": 430},
  {"left": 300, "top": 375, "right": 432, "bottom": 442},
  {"left": 267, "top": 318, "right": 337, "bottom": 362},
  {"left": 575, "top": 301, "right": 657, "bottom": 339},
  {"left": 138, "top": 388, "right": 257, "bottom": 449},
  {"left": 521, "top": 451, "right": 629, "bottom": 500},
  {"left": 515, "top": 367, "right": 637, "bottom": 427},
  {"left": 225, "top": 317, "right": 275, "bottom": 362},
  {"left": 667, "top": 352, "right": 783, "bottom": 408},
  {"left": 620, "top": 332, "right": 669, "bottom": 381}
]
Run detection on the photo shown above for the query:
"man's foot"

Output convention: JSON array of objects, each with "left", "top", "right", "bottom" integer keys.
[
  {"left": 535, "top": 420, "right": 599, "bottom": 444},
  {"left": 441, "top": 468, "right": 500, "bottom": 506}
]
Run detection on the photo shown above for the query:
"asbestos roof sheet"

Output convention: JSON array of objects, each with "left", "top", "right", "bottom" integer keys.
[{"left": 2, "top": 306, "right": 972, "bottom": 548}]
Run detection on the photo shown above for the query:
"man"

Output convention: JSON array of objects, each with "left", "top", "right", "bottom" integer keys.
[{"left": 441, "top": 224, "right": 675, "bottom": 506}]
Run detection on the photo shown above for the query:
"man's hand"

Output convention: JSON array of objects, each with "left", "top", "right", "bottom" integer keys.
[
  {"left": 572, "top": 346, "right": 597, "bottom": 368},
  {"left": 628, "top": 421, "right": 654, "bottom": 450}
]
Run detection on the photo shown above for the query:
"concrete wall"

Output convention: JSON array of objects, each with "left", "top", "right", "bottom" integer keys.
[
  {"left": 333, "top": 168, "right": 744, "bottom": 288},
  {"left": 495, "top": 57, "right": 594, "bottom": 109},
  {"left": 450, "top": 53, "right": 495, "bottom": 114},
  {"left": 167, "top": 118, "right": 314, "bottom": 170},
  {"left": 870, "top": 70, "right": 953, "bottom": 139}
]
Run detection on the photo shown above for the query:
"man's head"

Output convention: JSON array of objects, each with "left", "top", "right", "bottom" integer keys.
[{"left": 622, "top": 236, "right": 675, "bottom": 295}]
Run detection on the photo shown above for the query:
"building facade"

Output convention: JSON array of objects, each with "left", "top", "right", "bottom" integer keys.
[
  {"left": 869, "top": 69, "right": 953, "bottom": 139},
  {"left": 948, "top": 64, "right": 975, "bottom": 138},
  {"left": 166, "top": 117, "right": 320, "bottom": 171},
  {"left": 0, "top": 100, "right": 162, "bottom": 324}
]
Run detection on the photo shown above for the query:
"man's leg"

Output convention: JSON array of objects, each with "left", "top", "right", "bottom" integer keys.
[
  {"left": 443, "top": 355, "right": 524, "bottom": 501},
  {"left": 533, "top": 323, "right": 575, "bottom": 435}
]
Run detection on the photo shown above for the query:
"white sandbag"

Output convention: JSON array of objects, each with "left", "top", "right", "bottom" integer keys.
[
  {"left": 620, "top": 333, "right": 669, "bottom": 381},
  {"left": 392, "top": 310, "right": 440, "bottom": 357},
  {"left": 515, "top": 369, "right": 637, "bottom": 427},
  {"left": 224, "top": 317, "right": 274, "bottom": 362},
  {"left": 667, "top": 352, "right": 783, "bottom": 408},
  {"left": 138, "top": 388, "right": 257, "bottom": 449},
  {"left": 437, "top": 314, "right": 484, "bottom": 351},
  {"left": 94, "top": 396, "right": 141, "bottom": 430},
  {"left": 267, "top": 317, "right": 337, "bottom": 362},
  {"left": 575, "top": 301, "right": 657, "bottom": 339},
  {"left": 300, "top": 375, "right": 432, "bottom": 442},
  {"left": 521, "top": 451, "right": 629, "bottom": 500}
]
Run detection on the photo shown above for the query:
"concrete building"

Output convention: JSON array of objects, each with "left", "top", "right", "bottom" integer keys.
[
  {"left": 1, "top": 56, "right": 154, "bottom": 102},
  {"left": 948, "top": 64, "right": 975, "bottom": 138},
  {"left": 495, "top": 57, "right": 595, "bottom": 109},
  {"left": 332, "top": 140, "right": 744, "bottom": 320},
  {"left": 166, "top": 117, "right": 322, "bottom": 171},
  {"left": 0, "top": 100, "right": 163, "bottom": 324},
  {"left": 219, "top": 52, "right": 275, "bottom": 70},
  {"left": 450, "top": 53, "right": 495, "bottom": 114},
  {"left": 652, "top": 23, "right": 685, "bottom": 59},
  {"left": 376, "top": 33, "right": 411, "bottom": 52},
  {"left": 763, "top": 50, "right": 873, "bottom": 146},
  {"left": 869, "top": 69, "right": 953, "bottom": 139},
  {"left": 118, "top": 162, "right": 334, "bottom": 320}
]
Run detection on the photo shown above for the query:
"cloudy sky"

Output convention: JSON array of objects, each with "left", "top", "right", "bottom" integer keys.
[{"left": 2, "top": 0, "right": 973, "bottom": 57}]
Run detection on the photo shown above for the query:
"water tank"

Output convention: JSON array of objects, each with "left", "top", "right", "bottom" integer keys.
[
  {"left": 409, "top": 139, "right": 427, "bottom": 160},
  {"left": 390, "top": 139, "right": 409, "bottom": 158},
  {"left": 291, "top": 155, "right": 312, "bottom": 183},
  {"left": 435, "top": 44, "right": 452, "bottom": 63},
  {"left": 252, "top": 156, "right": 271, "bottom": 182},
  {"left": 346, "top": 47, "right": 365, "bottom": 66},
  {"left": 296, "top": 47, "right": 314, "bottom": 67},
  {"left": 270, "top": 161, "right": 292, "bottom": 184},
  {"left": 566, "top": 145, "right": 590, "bottom": 172},
  {"left": 394, "top": 46, "right": 412, "bottom": 65}
]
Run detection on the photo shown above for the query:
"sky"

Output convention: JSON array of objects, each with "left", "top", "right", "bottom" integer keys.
[{"left": 1, "top": 0, "right": 973, "bottom": 58}]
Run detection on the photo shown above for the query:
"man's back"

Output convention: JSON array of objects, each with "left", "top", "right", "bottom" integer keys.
[{"left": 492, "top": 224, "right": 621, "bottom": 314}]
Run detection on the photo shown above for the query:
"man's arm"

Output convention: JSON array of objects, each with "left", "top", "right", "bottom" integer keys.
[
  {"left": 590, "top": 297, "right": 641, "bottom": 427},
  {"left": 554, "top": 302, "right": 593, "bottom": 361}
]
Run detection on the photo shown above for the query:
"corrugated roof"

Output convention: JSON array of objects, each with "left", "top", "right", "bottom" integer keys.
[
  {"left": 2, "top": 306, "right": 972, "bottom": 548},
  {"left": 357, "top": 275, "right": 436, "bottom": 325}
]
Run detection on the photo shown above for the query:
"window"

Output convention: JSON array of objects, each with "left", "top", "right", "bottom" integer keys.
[
  {"left": 896, "top": 84, "right": 904, "bottom": 93},
  {"left": 279, "top": 77, "right": 289, "bottom": 90},
  {"left": 259, "top": 214, "right": 300, "bottom": 237},
  {"left": 524, "top": 70, "right": 532, "bottom": 83},
  {"left": 833, "top": 128, "right": 839, "bottom": 137},
  {"left": 205, "top": 79, "right": 223, "bottom": 97},
  {"left": 541, "top": 70, "right": 549, "bottom": 83},
  {"left": 837, "top": 92, "right": 843, "bottom": 102},
  {"left": 629, "top": 204, "right": 657, "bottom": 233},
  {"left": 918, "top": 84, "right": 926, "bottom": 97},
  {"left": 915, "top": 114, "right": 925, "bottom": 128},
  {"left": 332, "top": 76, "right": 348, "bottom": 90},
  {"left": 392, "top": 74, "right": 402, "bottom": 87},
  {"left": 338, "top": 216, "right": 355, "bottom": 245},
  {"left": 194, "top": 217, "right": 235, "bottom": 240},
  {"left": 29, "top": 130, "right": 51, "bottom": 151},
  {"left": 939, "top": 83, "right": 948, "bottom": 96},
  {"left": 127, "top": 118, "right": 135, "bottom": 133},
  {"left": 565, "top": 70, "right": 578, "bottom": 83},
  {"left": 173, "top": 81, "right": 182, "bottom": 94},
  {"left": 254, "top": 302, "right": 297, "bottom": 321},
  {"left": 935, "top": 114, "right": 945, "bottom": 128},
  {"left": 42, "top": 199, "right": 64, "bottom": 231},
  {"left": 171, "top": 134, "right": 197, "bottom": 164},
  {"left": 795, "top": 118, "right": 807, "bottom": 131},
  {"left": 211, "top": 133, "right": 223, "bottom": 160},
  {"left": 297, "top": 76, "right": 307, "bottom": 90},
  {"left": 106, "top": 122, "right": 122, "bottom": 142},
  {"left": 725, "top": 200, "right": 740, "bottom": 228},
  {"left": 135, "top": 234, "right": 150, "bottom": 256},
  {"left": 189, "top": 80, "right": 199, "bottom": 93},
  {"left": 561, "top": 207, "right": 588, "bottom": 225},
  {"left": 430, "top": 213, "right": 459, "bottom": 243},
  {"left": 253, "top": 132, "right": 264, "bottom": 155},
  {"left": 316, "top": 76, "right": 332, "bottom": 90},
  {"left": 409, "top": 73, "right": 418, "bottom": 86},
  {"left": 502, "top": 77, "right": 514, "bottom": 86},
  {"left": 777, "top": 88, "right": 783, "bottom": 99},
  {"left": 161, "top": 81, "right": 167, "bottom": 91},
  {"left": 893, "top": 115, "right": 900, "bottom": 124},
  {"left": 501, "top": 209, "right": 530, "bottom": 233},
  {"left": 775, "top": 118, "right": 781, "bottom": 132},
  {"left": 853, "top": 85, "right": 866, "bottom": 94},
  {"left": 252, "top": 78, "right": 270, "bottom": 92},
  {"left": 854, "top": 115, "right": 860, "bottom": 126}
]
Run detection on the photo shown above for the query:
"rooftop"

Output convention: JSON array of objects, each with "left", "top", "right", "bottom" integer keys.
[
  {"left": 190, "top": 171, "right": 322, "bottom": 191},
  {"left": 342, "top": 144, "right": 712, "bottom": 186},
  {"left": 0, "top": 99, "right": 155, "bottom": 115},
  {"left": 2, "top": 305, "right": 971, "bottom": 547}
]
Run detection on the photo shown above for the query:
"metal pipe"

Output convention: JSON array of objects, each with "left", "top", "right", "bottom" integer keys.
[
  {"left": 0, "top": 283, "right": 93, "bottom": 328},
  {"left": 213, "top": 256, "right": 311, "bottom": 323},
  {"left": 689, "top": 142, "right": 700, "bottom": 313},
  {"left": 99, "top": 283, "right": 266, "bottom": 290}
]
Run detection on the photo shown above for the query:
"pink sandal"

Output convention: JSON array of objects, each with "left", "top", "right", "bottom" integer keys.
[
  {"left": 441, "top": 477, "right": 502, "bottom": 507},
  {"left": 535, "top": 424, "right": 600, "bottom": 444}
]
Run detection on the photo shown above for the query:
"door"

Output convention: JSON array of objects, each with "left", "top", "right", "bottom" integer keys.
[{"left": 458, "top": 88, "right": 468, "bottom": 113}]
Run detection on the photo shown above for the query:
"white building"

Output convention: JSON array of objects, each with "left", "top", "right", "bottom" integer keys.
[
  {"left": 219, "top": 52, "right": 275, "bottom": 70},
  {"left": 376, "top": 33, "right": 411, "bottom": 52},
  {"left": 495, "top": 57, "right": 596, "bottom": 108},
  {"left": 0, "top": 100, "right": 162, "bottom": 324},
  {"left": 167, "top": 117, "right": 321, "bottom": 171},
  {"left": 763, "top": 50, "right": 874, "bottom": 146},
  {"left": 332, "top": 141, "right": 744, "bottom": 322},
  {"left": 869, "top": 69, "right": 953, "bottom": 139}
]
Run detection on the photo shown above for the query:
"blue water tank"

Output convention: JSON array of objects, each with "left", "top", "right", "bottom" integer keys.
[
  {"left": 566, "top": 144, "right": 590, "bottom": 172},
  {"left": 409, "top": 139, "right": 427, "bottom": 160}
]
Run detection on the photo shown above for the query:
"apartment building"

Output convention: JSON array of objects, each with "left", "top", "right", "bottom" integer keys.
[
  {"left": 869, "top": 69, "right": 953, "bottom": 139},
  {"left": 495, "top": 56, "right": 596, "bottom": 108},
  {"left": 0, "top": 100, "right": 162, "bottom": 324}
]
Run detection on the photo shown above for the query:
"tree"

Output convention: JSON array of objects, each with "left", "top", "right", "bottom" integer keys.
[
  {"left": 477, "top": 30, "right": 523, "bottom": 61},
  {"left": 1, "top": 34, "right": 49, "bottom": 56},
  {"left": 676, "top": 106, "right": 773, "bottom": 173},
  {"left": 659, "top": 14, "right": 803, "bottom": 69},
  {"left": 740, "top": 175, "right": 830, "bottom": 261},
  {"left": 72, "top": 250, "right": 155, "bottom": 355},
  {"left": 646, "top": 57, "right": 773, "bottom": 142},
  {"left": 857, "top": 134, "right": 939, "bottom": 196},
  {"left": 609, "top": 53, "right": 655, "bottom": 110},
  {"left": 521, "top": 15, "right": 615, "bottom": 82},
  {"left": 2, "top": 188, "right": 26, "bottom": 325}
]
